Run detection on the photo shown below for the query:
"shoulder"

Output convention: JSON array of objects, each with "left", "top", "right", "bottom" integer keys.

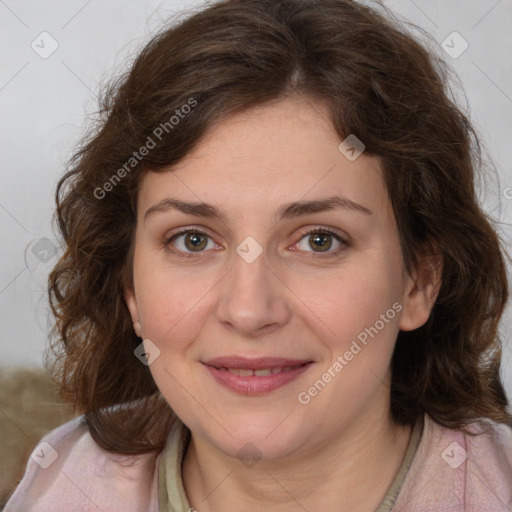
[
  {"left": 394, "top": 414, "right": 512, "bottom": 512},
  {"left": 3, "top": 415, "right": 162, "bottom": 512}
]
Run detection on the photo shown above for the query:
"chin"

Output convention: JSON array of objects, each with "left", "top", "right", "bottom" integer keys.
[{"left": 199, "top": 413, "right": 314, "bottom": 462}]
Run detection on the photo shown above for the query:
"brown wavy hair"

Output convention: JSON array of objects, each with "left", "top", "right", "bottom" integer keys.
[{"left": 47, "top": 0, "right": 511, "bottom": 454}]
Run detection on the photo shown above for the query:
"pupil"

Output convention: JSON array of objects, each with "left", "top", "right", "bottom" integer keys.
[
  {"left": 186, "top": 233, "right": 206, "bottom": 250},
  {"left": 311, "top": 233, "right": 331, "bottom": 252}
]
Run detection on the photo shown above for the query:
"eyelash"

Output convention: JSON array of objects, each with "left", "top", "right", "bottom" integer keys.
[{"left": 163, "top": 227, "right": 349, "bottom": 259}]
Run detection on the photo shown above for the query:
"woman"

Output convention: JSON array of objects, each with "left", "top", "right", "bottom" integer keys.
[{"left": 5, "top": 0, "right": 512, "bottom": 510}]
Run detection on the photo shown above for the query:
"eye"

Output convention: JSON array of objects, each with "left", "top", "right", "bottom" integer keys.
[
  {"left": 164, "top": 229, "right": 217, "bottom": 258},
  {"left": 164, "top": 227, "right": 349, "bottom": 259},
  {"left": 294, "top": 227, "right": 348, "bottom": 256}
]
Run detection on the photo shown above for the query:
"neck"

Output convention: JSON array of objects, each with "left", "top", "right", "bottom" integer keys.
[{"left": 181, "top": 401, "right": 412, "bottom": 512}]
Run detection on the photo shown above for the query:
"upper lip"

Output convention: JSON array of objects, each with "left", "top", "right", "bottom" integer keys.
[{"left": 202, "top": 356, "right": 312, "bottom": 370}]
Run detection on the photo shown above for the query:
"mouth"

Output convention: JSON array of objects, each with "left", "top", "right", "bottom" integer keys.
[
  {"left": 203, "top": 356, "right": 312, "bottom": 370},
  {"left": 201, "top": 357, "right": 313, "bottom": 395},
  {"left": 210, "top": 364, "right": 307, "bottom": 376}
]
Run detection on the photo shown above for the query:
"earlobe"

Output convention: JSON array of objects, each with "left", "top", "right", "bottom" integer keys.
[
  {"left": 133, "top": 320, "right": 143, "bottom": 338},
  {"left": 399, "top": 256, "right": 443, "bottom": 332},
  {"left": 123, "top": 287, "right": 142, "bottom": 337}
]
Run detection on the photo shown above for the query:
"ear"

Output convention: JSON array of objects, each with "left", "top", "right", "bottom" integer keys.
[
  {"left": 399, "top": 254, "right": 443, "bottom": 332},
  {"left": 124, "top": 286, "right": 143, "bottom": 338}
]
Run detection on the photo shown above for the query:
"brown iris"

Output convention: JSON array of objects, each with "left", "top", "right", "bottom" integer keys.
[
  {"left": 309, "top": 232, "right": 332, "bottom": 252},
  {"left": 184, "top": 232, "right": 208, "bottom": 251}
]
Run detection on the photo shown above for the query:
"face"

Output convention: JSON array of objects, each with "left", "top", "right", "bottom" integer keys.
[{"left": 124, "top": 95, "right": 434, "bottom": 461}]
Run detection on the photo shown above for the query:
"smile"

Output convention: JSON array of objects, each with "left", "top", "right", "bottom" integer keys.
[
  {"left": 214, "top": 365, "right": 305, "bottom": 376},
  {"left": 202, "top": 360, "right": 313, "bottom": 395}
]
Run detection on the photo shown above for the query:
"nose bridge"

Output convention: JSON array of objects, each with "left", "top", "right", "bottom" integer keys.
[
  {"left": 232, "top": 237, "right": 270, "bottom": 296},
  {"left": 216, "top": 235, "right": 290, "bottom": 335}
]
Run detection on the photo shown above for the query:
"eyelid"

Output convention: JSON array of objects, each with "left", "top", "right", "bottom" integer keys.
[
  {"left": 292, "top": 226, "right": 349, "bottom": 257},
  {"left": 295, "top": 225, "right": 349, "bottom": 243},
  {"left": 163, "top": 228, "right": 221, "bottom": 258}
]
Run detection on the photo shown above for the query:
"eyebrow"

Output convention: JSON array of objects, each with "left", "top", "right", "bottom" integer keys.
[{"left": 143, "top": 194, "right": 372, "bottom": 224}]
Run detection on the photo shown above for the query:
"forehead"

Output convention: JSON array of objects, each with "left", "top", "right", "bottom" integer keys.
[{"left": 136, "top": 96, "right": 390, "bottom": 225}]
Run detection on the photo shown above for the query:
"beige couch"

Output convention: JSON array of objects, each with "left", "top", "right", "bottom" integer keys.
[{"left": 0, "top": 368, "right": 76, "bottom": 507}]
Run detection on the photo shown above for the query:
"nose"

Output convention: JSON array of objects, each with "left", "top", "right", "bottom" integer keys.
[{"left": 215, "top": 241, "right": 292, "bottom": 338}]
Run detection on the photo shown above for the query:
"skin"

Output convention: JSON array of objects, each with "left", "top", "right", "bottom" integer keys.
[{"left": 124, "top": 94, "right": 441, "bottom": 512}]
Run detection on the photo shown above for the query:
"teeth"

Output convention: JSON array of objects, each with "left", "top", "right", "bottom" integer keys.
[
  {"left": 237, "top": 369, "right": 254, "bottom": 376},
  {"left": 223, "top": 366, "right": 298, "bottom": 376},
  {"left": 254, "top": 368, "right": 272, "bottom": 376}
]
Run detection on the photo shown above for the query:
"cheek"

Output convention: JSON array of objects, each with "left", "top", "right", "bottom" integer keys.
[
  {"left": 134, "top": 264, "right": 216, "bottom": 350},
  {"left": 291, "top": 259, "right": 401, "bottom": 353},
  {"left": 295, "top": 268, "right": 402, "bottom": 410},
  {"left": 131, "top": 261, "right": 222, "bottom": 424}
]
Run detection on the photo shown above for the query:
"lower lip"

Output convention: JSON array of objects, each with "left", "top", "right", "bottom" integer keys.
[{"left": 202, "top": 362, "right": 313, "bottom": 395}]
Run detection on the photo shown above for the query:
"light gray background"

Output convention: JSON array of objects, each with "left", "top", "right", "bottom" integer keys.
[{"left": 1, "top": 0, "right": 511, "bottom": 399}]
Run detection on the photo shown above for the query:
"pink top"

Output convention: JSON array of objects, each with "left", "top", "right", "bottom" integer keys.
[{"left": 4, "top": 413, "right": 512, "bottom": 511}]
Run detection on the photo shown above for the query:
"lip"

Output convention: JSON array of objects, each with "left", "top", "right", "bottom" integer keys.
[
  {"left": 203, "top": 356, "right": 311, "bottom": 370},
  {"left": 201, "top": 357, "right": 313, "bottom": 395}
]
